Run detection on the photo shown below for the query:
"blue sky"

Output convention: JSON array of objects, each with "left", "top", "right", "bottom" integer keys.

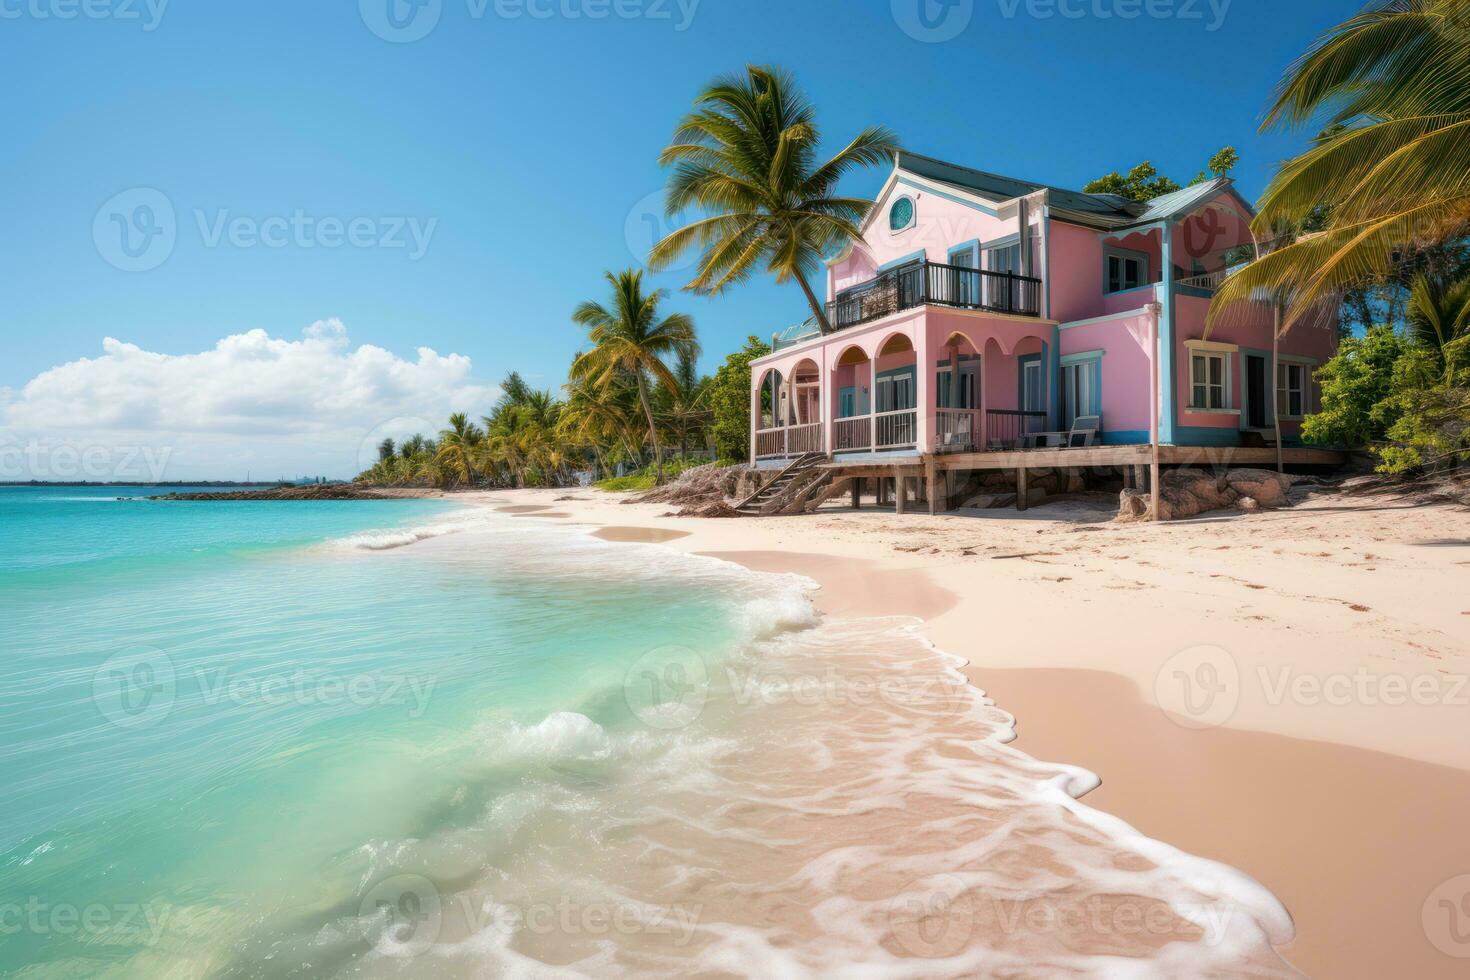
[{"left": 1, "top": 0, "right": 1358, "bottom": 478}]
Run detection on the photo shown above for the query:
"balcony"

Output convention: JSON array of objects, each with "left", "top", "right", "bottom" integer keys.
[{"left": 826, "top": 260, "right": 1042, "bottom": 332}]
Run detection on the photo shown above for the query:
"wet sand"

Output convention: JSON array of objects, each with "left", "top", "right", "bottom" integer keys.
[
  {"left": 460, "top": 486, "right": 1470, "bottom": 975},
  {"left": 594, "top": 526, "right": 691, "bottom": 544},
  {"left": 986, "top": 667, "right": 1470, "bottom": 979}
]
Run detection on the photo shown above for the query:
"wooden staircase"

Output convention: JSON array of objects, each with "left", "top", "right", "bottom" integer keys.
[{"left": 734, "top": 453, "right": 830, "bottom": 516}]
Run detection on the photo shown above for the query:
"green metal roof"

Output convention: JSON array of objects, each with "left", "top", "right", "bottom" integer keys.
[{"left": 894, "top": 150, "right": 1242, "bottom": 229}]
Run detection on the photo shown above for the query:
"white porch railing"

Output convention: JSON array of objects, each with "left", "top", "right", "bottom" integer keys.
[
  {"left": 875, "top": 409, "right": 918, "bottom": 450},
  {"left": 1179, "top": 269, "right": 1227, "bottom": 292},
  {"left": 787, "top": 422, "right": 823, "bottom": 455},
  {"left": 934, "top": 408, "right": 981, "bottom": 453},
  {"left": 755, "top": 423, "right": 823, "bottom": 459},
  {"left": 755, "top": 427, "right": 786, "bottom": 459},
  {"left": 833, "top": 416, "right": 871, "bottom": 452}
]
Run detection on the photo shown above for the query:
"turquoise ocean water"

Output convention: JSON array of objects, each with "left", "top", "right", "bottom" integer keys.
[
  {"left": 0, "top": 486, "right": 812, "bottom": 976},
  {"left": 0, "top": 487, "right": 1296, "bottom": 977}
]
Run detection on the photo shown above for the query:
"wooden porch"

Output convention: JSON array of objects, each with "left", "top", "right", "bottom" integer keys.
[{"left": 819, "top": 443, "right": 1346, "bottom": 516}]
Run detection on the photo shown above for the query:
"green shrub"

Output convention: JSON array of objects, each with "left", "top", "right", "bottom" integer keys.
[
  {"left": 1302, "top": 325, "right": 1412, "bottom": 448},
  {"left": 594, "top": 475, "right": 657, "bottom": 492}
]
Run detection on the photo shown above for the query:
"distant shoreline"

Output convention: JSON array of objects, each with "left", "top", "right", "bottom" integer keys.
[{"left": 1, "top": 481, "right": 292, "bottom": 488}]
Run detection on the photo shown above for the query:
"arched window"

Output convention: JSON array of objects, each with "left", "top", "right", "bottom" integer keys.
[{"left": 889, "top": 197, "right": 915, "bottom": 232}]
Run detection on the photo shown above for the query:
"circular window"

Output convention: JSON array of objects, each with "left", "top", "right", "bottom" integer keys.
[{"left": 889, "top": 197, "right": 914, "bottom": 232}]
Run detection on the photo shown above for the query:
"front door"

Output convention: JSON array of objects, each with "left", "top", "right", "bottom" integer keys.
[{"left": 1246, "top": 355, "right": 1267, "bottom": 428}]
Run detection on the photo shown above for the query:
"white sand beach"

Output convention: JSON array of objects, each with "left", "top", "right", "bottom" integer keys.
[{"left": 467, "top": 485, "right": 1470, "bottom": 978}]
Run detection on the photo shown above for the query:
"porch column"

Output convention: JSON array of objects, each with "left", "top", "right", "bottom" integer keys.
[
  {"left": 979, "top": 348, "right": 989, "bottom": 452},
  {"left": 915, "top": 327, "right": 932, "bottom": 453},
  {"left": 819, "top": 347, "right": 832, "bottom": 458},
  {"left": 748, "top": 367, "right": 761, "bottom": 466},
  {"left": 868, "top": 357, "right": 878, "bottom": 452}
]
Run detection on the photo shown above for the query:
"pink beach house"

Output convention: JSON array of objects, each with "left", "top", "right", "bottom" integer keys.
[{"left": 748, "top": 152, "right": 1339, "bottom": 467}]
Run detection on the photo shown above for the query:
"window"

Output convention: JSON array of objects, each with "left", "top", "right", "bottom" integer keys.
[
  {"left": 1106, "top": 253, "right": 1146, "bottom": 293},
  {"left": 889, "top": 197, "right": 915, "bottom": 232},
  {"left": 875, "top": 370, "right": 915, "bottom": 413},
  {"left": 949, "top": 245, "right": 978, "bottom": 305},
  {"left": 1061, "top": 358, "right": 1101, "bottom": 428},
  {"left": 987, "top": 242, "right": 1022, "bottom": 274},
  {"left": 937, "top": 361, "right": 977, "bottom": 409},
  {"left": 1020, "top": 358, "right": 1044, "bottom": 413},
  {"left": 1277, "top": 362, "right": 1307, "bottom": 418},
  {"left": 1190, "top": 352, "right": 1228, "bottom": 410}
]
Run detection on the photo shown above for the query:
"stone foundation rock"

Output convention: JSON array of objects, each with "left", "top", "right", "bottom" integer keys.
[{"left": 1115, "top": 468, "right": 1295, "bottom": 522}]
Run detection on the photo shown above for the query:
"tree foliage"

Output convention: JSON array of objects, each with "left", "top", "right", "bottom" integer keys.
[
  {"left": 650, "top": 65, "right": 898, "bottom": 334},
  {"left": 1210, "top": 0, "right": 1470, "bottom": 334},
  {"left": 1082, "top": 147, "right": 1237, "bottom": 202},
  {"left": 707, "top": 335, "right": 771, "bottom": 461}
]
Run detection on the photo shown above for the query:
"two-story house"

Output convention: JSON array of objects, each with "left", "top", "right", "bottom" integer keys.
[{"left": 748, "top": 151, "right": 1339, "bottom": 475}]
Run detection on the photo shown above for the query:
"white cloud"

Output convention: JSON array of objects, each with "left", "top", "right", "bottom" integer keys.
[{"left": 0, "top": 320, "right": 498, "bottom": 482}]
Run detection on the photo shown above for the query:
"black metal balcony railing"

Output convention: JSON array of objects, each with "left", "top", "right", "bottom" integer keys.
[{"left": 826, "top": 261, "right": 1042, "bottom": 331}]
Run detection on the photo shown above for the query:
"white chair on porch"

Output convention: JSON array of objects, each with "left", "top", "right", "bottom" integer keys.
[{"left": 1024, "top": 415, "right": 1102, "bottom": 449}]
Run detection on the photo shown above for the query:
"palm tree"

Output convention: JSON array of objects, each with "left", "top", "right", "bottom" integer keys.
[
  {"left": 1211, "top": 0, "right": 1470, "bottom": 333},
  {"left": 560, "top": 375, "right": 642, "bottom": 479},
  {"left": 661, "top": 348, "right": 711, "bottom": 460},
  {"left": 649, "top": 65, "right": 899, "bottom": 334},
  {"left": 572, "top": 269, "right": 697, "bottom": 484},
  {"left": 1408, "top": 274, "right": 1470, "bottom": 358},
  {"left": 435, "top": 412, "right": 482, "bottom": 487}
]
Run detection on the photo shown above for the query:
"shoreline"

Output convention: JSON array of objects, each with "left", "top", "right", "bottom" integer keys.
[{"left": 460, "top": 486, "right": 1470, "bottom": 977}]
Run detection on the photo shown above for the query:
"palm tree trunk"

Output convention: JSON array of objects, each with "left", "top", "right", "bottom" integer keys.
[
  {"left": 794, "top": 268, "right": 834, "bottom": 335},
  {"left": 636, "top": 374, "right": 664, "bottom": 484},
  {"left": 1272, "top": 303, "right": 1284, "bottom": 475}
]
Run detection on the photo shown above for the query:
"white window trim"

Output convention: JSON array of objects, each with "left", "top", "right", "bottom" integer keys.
[
  {"left": 1186, "top": 349, "right": 1234, "bottom": 412},
  {"left": 888, "top": 195, "right": 917, "bottom": 235},
  {"left": 1275, "top": 356, "right": 1315, "bottom": 420},
  {"left": 1183, "top": 339, "right": 1240, "bottom": 354},
  {"left": 1104, "top": 246, "right": 1151, "bottom": 295}
]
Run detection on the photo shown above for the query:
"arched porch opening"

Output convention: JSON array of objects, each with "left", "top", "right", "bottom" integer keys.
[
  {"left": 979, "top": 335, "right": 1051, "bottom": 449},
  {"left": 754, "top": 367, "right": 784, "bottom": 431},
  {"left": 934, "top": 332, "right": 982, "bottom": 453},
  {"left": 831, "top": 345, "right": 874, "bottom": 453},
  {"left": 873, "top": 333, "right": 918, "bottom": 451}
]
